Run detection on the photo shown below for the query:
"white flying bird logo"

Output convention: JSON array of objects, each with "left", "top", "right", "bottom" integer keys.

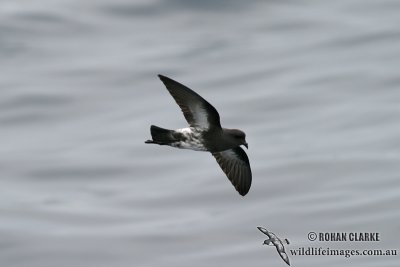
[{"left": 257, "top": 227, "right": 290, "bottom": 266}]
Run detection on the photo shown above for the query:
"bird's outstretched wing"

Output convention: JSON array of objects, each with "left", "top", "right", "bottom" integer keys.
[
  {"left": 277, "top": 249, "right": 290, "bottom": 266},
  {"left": 257, "top": 227, "right": 270, "bottom": 236},
  {"left": 158, "top": 75, "right": 221, "bottom": 129},
  {"left": 212, "top": 147, "right": 252, "bottom": 196}
]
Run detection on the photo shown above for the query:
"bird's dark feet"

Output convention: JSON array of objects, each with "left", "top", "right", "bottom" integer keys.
[{"left": 145, "top": 140, "right": 167, "bottom": 145}]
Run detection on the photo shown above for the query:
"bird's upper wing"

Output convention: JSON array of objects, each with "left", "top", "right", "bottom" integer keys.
[
  {"left": 212, "top": 147, "right": 252, "bottom": 196},
  {"left": 257, "top": 227, "right": 269, "bottom": 236},
  {"left": 158, "top": 75, "right": 221, "bottom": 129}
]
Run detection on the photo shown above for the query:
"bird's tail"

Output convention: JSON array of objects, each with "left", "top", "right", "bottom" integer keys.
[{"left": 145, "top": 125, "right": 176, "bottom": 145}]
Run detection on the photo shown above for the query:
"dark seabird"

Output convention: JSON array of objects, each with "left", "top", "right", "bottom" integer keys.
[
  {"left": 257, "top": 227, "right": 290, "bottom": 266},
  {"left": 145, "top": 75, "right": 251, "bottom": 196}
]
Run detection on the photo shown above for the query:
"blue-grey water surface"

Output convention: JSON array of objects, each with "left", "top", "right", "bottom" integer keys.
[{"left": 1, "top": 0, "right": 400, "bottom": 266}]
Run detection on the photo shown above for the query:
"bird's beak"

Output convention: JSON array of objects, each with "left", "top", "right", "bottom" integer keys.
[{"left": 244, "top": 142, "right": 248, "bottom": 149}]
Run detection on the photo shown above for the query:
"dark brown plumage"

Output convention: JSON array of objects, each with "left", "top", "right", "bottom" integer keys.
[{"left": 145, "top": 75, "right": 252, "bottom": 196}]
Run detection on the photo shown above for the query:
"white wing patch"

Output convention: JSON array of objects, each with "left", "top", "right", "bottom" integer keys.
[{"left": 189, "top": 103, "right": 210, "bottom": 129}]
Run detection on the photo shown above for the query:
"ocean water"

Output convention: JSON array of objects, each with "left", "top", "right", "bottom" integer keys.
[{"left": 1, "top": 0, "right": 400, "bottom": 266}]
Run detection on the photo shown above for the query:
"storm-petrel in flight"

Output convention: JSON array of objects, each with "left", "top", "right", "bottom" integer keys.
[
  {"left": 257, "top": 227, "right": 290, "bottom": 266},
  {"left": 145, "top": 75, "right": 251, "bottom": 196}
]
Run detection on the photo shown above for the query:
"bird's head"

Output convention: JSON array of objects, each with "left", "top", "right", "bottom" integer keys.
[
  {"left": 228, "top": 129, "right": 248, "bottom": 149},
  {"left": 263, "top": 239, "right": 273, "bottom": 246}
]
